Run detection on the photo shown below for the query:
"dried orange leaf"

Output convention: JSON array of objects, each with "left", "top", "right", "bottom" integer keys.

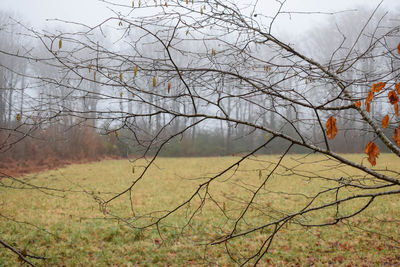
[
  {"left": 395, "top": 82, "right": 400, "bottom": 94},
  {"left": 326, "top": 116, "right": 338, "bottom": 140},
  {"left": 167, "top": 82, "right": 171, "bottom": 93},
  {"left": 355, "top": 101, "right": 361, "bottom": 108},
  {"left": 382, "top": 114, "right": 389, "bottom": 128},
  {"left": 366, "top": 102, "right": 371, "bottom": 113},
  {"left": 364, "top": 141, "right": 379, "bottom": 166},
  {"left": 365, "top": 91, "right": 374, "bottom": 105},
  {"left": 371, "top": 82, "right": 386, "bottom": 93},
  {"left": 16, "top": 113, "right": 21, "bottom": 122},
  {"left": 388, "top": 90, "right": 399, "bottom": 105},
  {"left": 393, "top": 125, "right": 400, "bottom": 146},
  {"left": 395, "top": 103, "right": 399, "bottom": 116},
  {"left": 398, "top": 43, "right": 400, "bottom": 54}
]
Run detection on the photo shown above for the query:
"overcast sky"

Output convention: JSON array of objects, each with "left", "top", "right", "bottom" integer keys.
[{"left": 0, "top": 0, "right": 399, "bottom": 34}]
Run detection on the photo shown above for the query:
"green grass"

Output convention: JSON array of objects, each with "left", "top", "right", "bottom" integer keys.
[{"left": 0, "top": 154, "right": 399, "bottom": 266}]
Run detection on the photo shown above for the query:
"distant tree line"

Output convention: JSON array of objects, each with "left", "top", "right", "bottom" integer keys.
[{"left": 0, "top": 6, "right": 397, "bottom": 165}]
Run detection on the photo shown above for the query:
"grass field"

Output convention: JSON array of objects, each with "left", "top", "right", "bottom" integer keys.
[{"left": 0, "top": 154, "right": 399, "bottom": 266}]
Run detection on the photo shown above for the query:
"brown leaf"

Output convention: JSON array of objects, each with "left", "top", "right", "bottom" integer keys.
[
  {"left": 398, "top": 43, "right": 400, "bottom": 54},
  {"left": 365, "top": 91, "right": 374, "bottom": 105},
  {"left": 326, "top": 116, "right": 338, "bottom": 140},
  {"left": 388, "top": 90, "right": 399, "bottom": 105},
  {"left": 167, "top": 82, "right": 171, "bottom": 93},
  {"left": 395, "top": 103, "right": 399, "bottom": 116},
  {"left": 364, "top": 141, "right": 379, "bottom": 166},
  {"left": 393, "top": 125, "right": 400, "bottom": 147},
  {"left": 382, "top": 115, "right": 389, "bottom": 128},
  {"left": 395, "top": 82, "right": 400, "bottom": 94},
  {"left": 366, "top": 102, "right": 371, "bottom": 113},
  {"left": 355, "top": 101, "right": 361, "bottom": 108},
  {"left": 371, "top": 82, "right": 386, "bottom": 93}
]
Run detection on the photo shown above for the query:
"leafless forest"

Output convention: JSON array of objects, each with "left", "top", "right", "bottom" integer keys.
[{"left": 0, "top": 0, "right": 399, "bottom": 265}]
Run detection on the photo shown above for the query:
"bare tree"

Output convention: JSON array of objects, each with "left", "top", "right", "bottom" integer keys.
[{"left": 1, "top": 1, "right": 400, "bottom": 265}]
